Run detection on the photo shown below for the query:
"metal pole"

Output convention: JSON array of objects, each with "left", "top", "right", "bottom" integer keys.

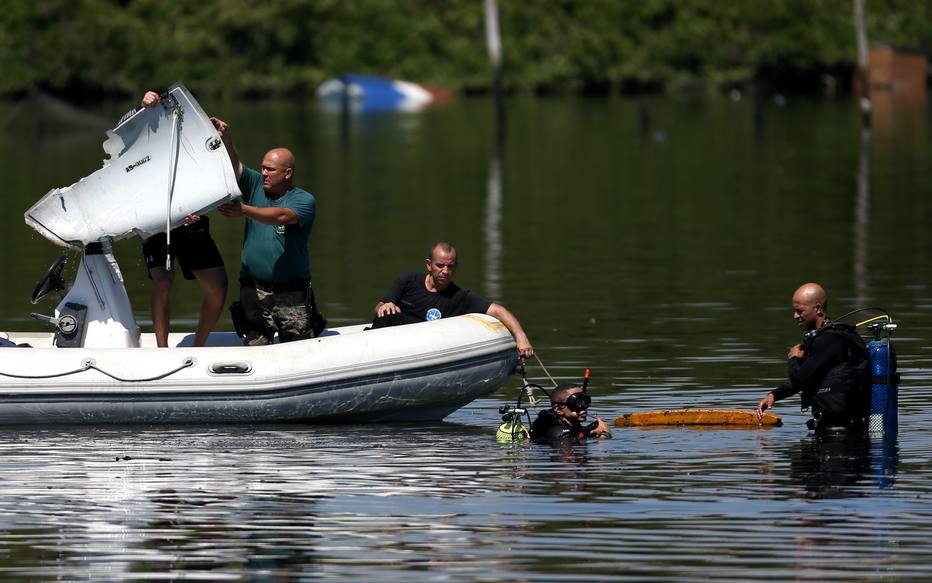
[{"left": 854, "top": 0, "right": 871, "bottom": 127}]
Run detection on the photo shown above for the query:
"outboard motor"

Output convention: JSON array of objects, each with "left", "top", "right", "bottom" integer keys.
[
  {"left": 867, "top": 321, "right": 898, "bottom": 437},
  {"left": 31, "top": 240, "right": 140, "bottom": 348}
]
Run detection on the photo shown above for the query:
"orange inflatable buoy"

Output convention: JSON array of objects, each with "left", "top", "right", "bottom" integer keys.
[{"left": 614, "top": 409, "right": 782, "bottom": 428}]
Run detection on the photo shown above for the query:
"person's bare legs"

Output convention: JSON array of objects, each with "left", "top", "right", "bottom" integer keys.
[
  {"left": 191, "top": 266, "right": 228, "bottom": 347},
  {"left": 149, "top": 266, "right": 175, "bottom": 348}
]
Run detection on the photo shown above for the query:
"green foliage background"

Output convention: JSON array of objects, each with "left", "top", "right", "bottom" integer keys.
[{"left": 1, "top": 0, "right": 930, "bottom": 98}]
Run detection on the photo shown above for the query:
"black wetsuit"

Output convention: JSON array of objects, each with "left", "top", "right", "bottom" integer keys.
[
  {"left": 772, "top": 322, "right": 870, "bottom": 429},
  {"left": 529, "top": 409, "right": 599, "bottom": 442}
]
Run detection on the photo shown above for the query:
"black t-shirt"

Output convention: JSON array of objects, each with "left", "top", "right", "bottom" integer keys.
[{"left": 379, "top": 272, "right": 492, "bottom": 322}]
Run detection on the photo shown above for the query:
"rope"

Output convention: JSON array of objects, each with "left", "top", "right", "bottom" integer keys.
[
  {"left": 533, "top": 353, "right": 559, "bottom": 387},
  {"left": 513, "top": 353, "right": 558, "bottom": 408},
  {"left": 0, "top": 357, "right": 194, "bottom": 382},
  {"left": 164, "top": 106, "right": 180, "bottom": 271},
  {"left": 88, "top": 358, "right": 194, "bottom": 382},
  {"left": 0, "top": 364, "right": 92, "bottom": 379}
]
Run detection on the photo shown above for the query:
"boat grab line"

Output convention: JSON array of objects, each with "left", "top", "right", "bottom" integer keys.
[{"left": 0, "top": 357, "right": 195, "bottom": 382}]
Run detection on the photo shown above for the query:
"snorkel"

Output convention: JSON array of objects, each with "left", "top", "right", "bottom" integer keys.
[{"left": 579, "top": 369, "right": 600, "bottom": 434}]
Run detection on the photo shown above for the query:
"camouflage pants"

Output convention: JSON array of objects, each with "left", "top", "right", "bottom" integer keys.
[{"left": 239, "top": 279, "right": 320, "bottom": 346}]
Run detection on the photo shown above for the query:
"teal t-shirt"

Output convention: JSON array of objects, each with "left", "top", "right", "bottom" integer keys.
[{"left": 238, "top": 166, "right": 316, "bottom": 283}]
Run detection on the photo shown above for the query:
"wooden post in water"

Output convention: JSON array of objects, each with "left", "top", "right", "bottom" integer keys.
[{"left": 853, "top": 0, "right": 871, "bottom": 128}]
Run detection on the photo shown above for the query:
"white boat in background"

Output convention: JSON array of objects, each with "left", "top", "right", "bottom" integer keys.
[{"left": 4, "top": 83, "right": 518, "bottom": 425}]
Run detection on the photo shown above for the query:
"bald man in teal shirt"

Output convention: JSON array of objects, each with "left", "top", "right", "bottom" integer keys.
[{"left": 213, "top": 117, "right": 325, "bottom": 345}]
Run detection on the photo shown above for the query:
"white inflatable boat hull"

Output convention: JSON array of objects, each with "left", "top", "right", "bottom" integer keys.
[{"left": 0, "top": 315, "right": 517, "bottom": 425}]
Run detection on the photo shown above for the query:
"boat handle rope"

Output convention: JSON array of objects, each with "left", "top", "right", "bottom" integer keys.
[
  {"left": 514, "top": 353, "right": 560, "bottom": 407},
  {"left": 0, "top": 357, "right": 195, "bottom": 382},
  {"left": 532, "top": 353, "right": 559, "bottom": 388}
]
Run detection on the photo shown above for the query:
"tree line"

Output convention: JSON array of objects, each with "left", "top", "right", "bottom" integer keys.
[{"left": 1, "top": 0, "right": 929, "bottom": 100}]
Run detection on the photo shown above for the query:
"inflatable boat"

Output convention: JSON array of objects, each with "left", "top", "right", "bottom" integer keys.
[
  {"left": 3, "top": 83, "right": 518, "bottom": 425},
  {"left": 0, "top": 315, "right": 517, "bottom": 425},
  {"left": 0, "top": 242, "right": 518, "bottom": 426}
]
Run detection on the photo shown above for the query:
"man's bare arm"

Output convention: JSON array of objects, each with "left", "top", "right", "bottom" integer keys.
[
  {"left": 217, "top": 200, "right": 297, "bottom": 225},
  {"left": 486, "top": 303, "right": 534, "bottom": 359}
]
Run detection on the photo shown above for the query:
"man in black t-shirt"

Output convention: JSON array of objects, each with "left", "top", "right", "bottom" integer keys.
[{"left": 372, "top": 242, "right": 534, "bottom": 359}]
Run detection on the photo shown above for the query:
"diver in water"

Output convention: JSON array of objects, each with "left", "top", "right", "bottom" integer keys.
[
  {"left": 530, "top": 383, "right": 612, "bottom": 442},
  {"left": 757, "top": 282, "right": 871, "bottom": 431}
]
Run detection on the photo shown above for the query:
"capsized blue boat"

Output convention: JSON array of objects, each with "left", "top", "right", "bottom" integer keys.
[{"left": 316, "top": 74, "right": 451, "bottom": 112}]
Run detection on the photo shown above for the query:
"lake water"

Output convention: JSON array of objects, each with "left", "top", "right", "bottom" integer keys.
[{"left": 0, "top": 92, "right": 931, "bottom": 580}]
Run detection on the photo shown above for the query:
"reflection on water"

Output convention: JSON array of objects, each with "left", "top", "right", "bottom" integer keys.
[
  {"left": 0, "top": 417, "right": 925, "bottom": 580},
  {"left": 788, "top": 432, "right": 898, "bottom": 499},
  {"left": 484, "top": 154, "right": 503, "bottom": 300},
  {"left": 1, "top": 95, "right": 932, "bottom": 578},
  {"left": 854, "top": 124, "right": 872, "bottom": 304}
]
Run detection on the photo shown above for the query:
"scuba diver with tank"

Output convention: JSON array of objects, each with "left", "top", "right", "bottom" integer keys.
[
  {"left": 498, "top": 369, "right": 612, "bottom": 443},
  {"left": 529, "top": 384, "right": 613, "bottom": 442},
  {"left": 757, "top": 283, "right": 883, "bottom": 432}
]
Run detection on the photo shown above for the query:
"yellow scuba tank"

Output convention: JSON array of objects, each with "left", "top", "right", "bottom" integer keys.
[
  {"left": 495, "top": 367, "right": 547, "bottom": 442},
  {"left": 495, "top": 382, "right": 540, "bottom": 441},
  {"left": 496, "top": 412, "right": 530, "bottom": 442}
]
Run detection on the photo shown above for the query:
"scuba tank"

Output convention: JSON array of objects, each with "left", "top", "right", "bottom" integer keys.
[
  {"left": 830, "top": 309, "right": 899, "bottom": 437},
  {"left": 830, "top": 310, "right": 901, "bottom": 487},
  {"left": 496, "top": 404, "right": 531, "bottom": 442},
  {"left": 496, "top": 365, "right": 539, "bottom": 442},
  {"left": 867, "top": 321, "right": 898, "bottom": 437},
  {"left": 865, "top": 319, "right": 899, "bottom": 488}
]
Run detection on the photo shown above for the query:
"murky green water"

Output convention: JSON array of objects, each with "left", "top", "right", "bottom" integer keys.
[{"left": 0, "top": 93, "right": 930, "bottom": 580}]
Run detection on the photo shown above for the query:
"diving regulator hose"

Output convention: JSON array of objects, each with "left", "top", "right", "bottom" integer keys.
[{"left": 496, "top": 364, "right": 541, "bottom": 441}]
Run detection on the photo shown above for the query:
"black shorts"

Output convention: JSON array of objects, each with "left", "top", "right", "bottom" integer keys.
[{"left": 143, "top": 217, "right": 224, "bottom": 280}]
